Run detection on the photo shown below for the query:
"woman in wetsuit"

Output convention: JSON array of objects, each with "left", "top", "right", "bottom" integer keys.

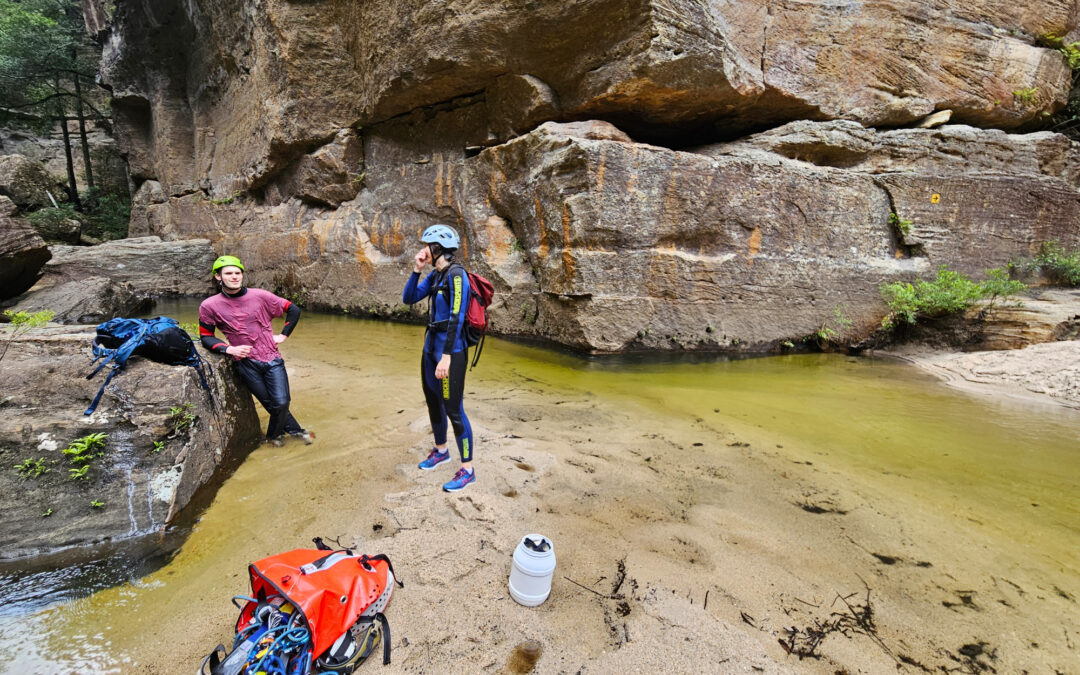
[{"left": 402, "top": 224, "right": 476, "bottom": 492}]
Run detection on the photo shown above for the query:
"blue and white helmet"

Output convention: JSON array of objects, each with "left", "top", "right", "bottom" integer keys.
[{"left": 420, "top": 224, "right": 460, "bottom": 250}]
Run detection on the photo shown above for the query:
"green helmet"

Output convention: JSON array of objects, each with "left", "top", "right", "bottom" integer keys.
[{"left": 212, "top": 255, "right": 245, "bottom": 275}]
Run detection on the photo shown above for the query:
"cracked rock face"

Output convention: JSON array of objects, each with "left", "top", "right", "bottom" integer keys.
[
  {"left": 104, "top": 0, "right": 1080, "bottom": 352},
  {"left": 132, "top": 120, "right": 1080, "bottom": 352},
  {"left": 103, "top": 0, "right": 1076, "bottom": 197}
]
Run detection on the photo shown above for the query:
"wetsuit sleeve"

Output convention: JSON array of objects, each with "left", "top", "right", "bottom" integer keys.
[
  {"left": 199, "top": 323, "right": 230, "bottom": 354},
  {"left": 438, "top": 267, "right": 467, "bottom": 358},
  {"left": 281, "top": 302, "right": 300, "bottom": 337},
  {"left": 402, "top": 271, "right": 434, "bottom": 304}
]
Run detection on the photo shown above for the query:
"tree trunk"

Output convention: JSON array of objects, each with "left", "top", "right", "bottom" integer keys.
[
  {"left": 55, "top": 76, "right": 81, "bottom": 210},
  {"left": 73, "top": 67, "right": 95, "bottom": 191}
]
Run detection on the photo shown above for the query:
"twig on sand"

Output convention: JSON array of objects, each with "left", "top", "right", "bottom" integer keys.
[
  {"left": 564, "top": 576, "right": 616, "bottom": 598},
  {"left": 778, "top": 576, "right": 897, "bottom": 663}
]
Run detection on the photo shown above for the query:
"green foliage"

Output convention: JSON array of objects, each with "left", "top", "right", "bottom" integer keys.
[
  {"left": 26, "top": 203, "right": 78, "bottom": 235},
  {"left": 880, "top": 266, "right": 1026, "bottom": 329},
  {"left": 803, "top": 306, "right": 853, "bottom": 347},
  {"left": 1041, "top": 34, "right": 1080, "bottom": 70},
  {"left": 1, "top": 309, "right": 54, "bottom": 363},
  {"left": 1039, "top": 34, "right": 1080, "bottom": 139},
  {"left": 41, "top": 507, "right": 52, "bottom": 517},
  {"left": 1013, "top": 240, "right": 1080, "bottom": 286},
  {"left": 62, "top": 432, "right": 107, "bottom": 465},
  {"left": 152, "top": 440, "right": 165, "bottom": 454},
  {"left": 90, "top": 499, "right": 104, "bottom": 509},
  {"left": 28, "top": 189, "right": 131, "bottom": 241},
  {"left": 888, "top": 212, "right": 912, "bottom": 237},
  {"left": 179, "top": 322, "right": 199, "bottom": 338},
  {"left": 81, "top": 187, "right": 130, "bottom": 240},
  {"left": 3, "top": 309, "right": 53, "bottom": 328},
  {"left": 13, "top": 457, "right": 50, "bottom": 479},
  {"left": 68, "top": 465, "right": 88, "bottom": 480},
  {"left": 1013, "top": 87, "right": 1039, "bottom": 107},
  {"left": 167, "top": 403, "right": 196, "bottom": 437}
]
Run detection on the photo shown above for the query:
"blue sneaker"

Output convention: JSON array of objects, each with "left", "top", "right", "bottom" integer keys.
[
  {"left": 419, "top": 448, "right": 450, "bottom": 470},
  {"left": 443, "top": 468, "right": 475, "bottom": 492}
]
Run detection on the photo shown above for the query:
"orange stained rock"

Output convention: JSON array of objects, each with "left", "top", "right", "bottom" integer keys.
[
  {"left": 389, "top": 219, "right": 404, "bottom": 255},
  {"left": 561, "top": 202, "right": 575, "bottom": 283},
  {"left": 351, "top": 247, "right": 375, "bottom": 284},
  {"left": 595, "top": 145, "right": 607, "bottom": 193},
  {"left": 747, "top": 226, "right": 762, "bottom": 265}
]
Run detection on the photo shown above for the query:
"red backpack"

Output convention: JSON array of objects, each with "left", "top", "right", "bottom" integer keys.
[{"left": 451, "top": 264, "right": 494, "bottom": 368}]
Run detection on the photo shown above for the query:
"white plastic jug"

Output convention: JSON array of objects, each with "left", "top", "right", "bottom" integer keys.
[{"left": 509, "top": 534, "right": 556, "bottom": 606}]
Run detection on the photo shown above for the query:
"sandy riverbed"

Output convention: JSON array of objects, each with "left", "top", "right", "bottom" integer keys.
[
  {"left": 889, "top": 340, "right": 1080, "bottom": 410},
  {"left": 102, "top": 346, "right": 1079, "bottom": 675}
]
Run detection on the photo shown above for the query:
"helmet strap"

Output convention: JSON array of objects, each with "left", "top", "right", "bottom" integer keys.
[{"left": 428, "top": 242, "right": 445, "bottom": 265}]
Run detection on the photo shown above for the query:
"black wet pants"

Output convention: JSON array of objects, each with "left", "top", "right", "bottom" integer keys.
[
  {"left": 235, "top": 357, "right": 303, "bottom": 440},
  {"left": 421, "top": 350, "right": 474, "bottom": 462}
]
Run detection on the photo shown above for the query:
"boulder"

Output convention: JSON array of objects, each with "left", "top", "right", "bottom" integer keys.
[
  {"left": 0, "top": 154, "right": 62, "bottom": 210},
  {"left": 7, "top": 276, "right": 152, "bottom": 325},
  {"left": 128, "top": 179, "right": 166, "bottom": 238},
  {"left": 0, "top": 325, "right": 261, "bottom": 562},
  {"left": 134, "top": 120, "right": 1080, "bottom": 353},
  {"left": 265, "top": 128, "right": 364, "bottom": 207},
  {"left": 42, "top": 236, "right": 217, "bottom": 297},
  {"left": 27, "top": 213, "right": 81, "bottom": 244},
  {"left": 0, "top": 196, "right": 51, "bottom": 300}
]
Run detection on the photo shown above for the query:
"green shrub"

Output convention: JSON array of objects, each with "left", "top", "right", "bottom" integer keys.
[
  {"left": 1, "top": 309, "right": 54, "bottom": 364},
  {"left": 1015, "top": 241, "right": 1080, "bottom": 286},
  {"left": 81, "top": 189, "right": 131, "bottom": 240},
  {"left": 26, "top": 203, "right": 79, "bottom": 235},
  {"left": 880, "top": 266, "right": 1026, "bottom": 328}
]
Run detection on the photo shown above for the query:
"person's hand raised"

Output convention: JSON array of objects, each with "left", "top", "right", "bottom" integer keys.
[{"left": 414, "top": 247, "right": 431, "bottom": 273}]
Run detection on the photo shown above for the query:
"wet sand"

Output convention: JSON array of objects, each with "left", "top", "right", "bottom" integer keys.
[{"left": 102, "top": 348, "right": 1079, "bottom": 674}]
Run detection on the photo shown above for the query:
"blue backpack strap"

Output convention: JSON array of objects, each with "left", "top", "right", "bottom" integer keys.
[{"left": 85, "top": 366, "right": 120, "bottom": 415}]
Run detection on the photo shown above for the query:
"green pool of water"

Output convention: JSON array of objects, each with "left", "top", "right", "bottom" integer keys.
[{"left": 0, "top": 300, "right": 1076, "bottom": 672}]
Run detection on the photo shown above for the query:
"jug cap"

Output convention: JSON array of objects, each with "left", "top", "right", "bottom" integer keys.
[{"left": 523, "top": 535, "right": 551, "bottom": 552}]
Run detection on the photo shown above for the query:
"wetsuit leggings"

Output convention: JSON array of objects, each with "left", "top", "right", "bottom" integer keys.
[
  {"left": 421, "top": 350, "right": 473, "bottom": 462},
  {"left": 235, "top": 357, "right": 303, "bottom": 440}
]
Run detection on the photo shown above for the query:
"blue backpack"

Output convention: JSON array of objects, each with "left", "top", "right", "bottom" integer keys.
[{"left": 85, "top": 317, "right": 209, "bottom": 415}]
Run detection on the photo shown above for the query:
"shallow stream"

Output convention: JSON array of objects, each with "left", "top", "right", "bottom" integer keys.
[{"left": 1, "top": 301, "right": 1077, "bottom": 672}]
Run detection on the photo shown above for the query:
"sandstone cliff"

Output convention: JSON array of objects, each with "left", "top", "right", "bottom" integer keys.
[{"left": 102, "top": 0, "right": 1080, "bottom": 352}]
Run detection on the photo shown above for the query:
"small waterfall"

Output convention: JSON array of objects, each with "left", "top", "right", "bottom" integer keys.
[
  {"left": 145, "top": 473, "right": 158, "bottom": 532},
  {"left": 125, "top": 466, "right": 139, "bottom": 536}
]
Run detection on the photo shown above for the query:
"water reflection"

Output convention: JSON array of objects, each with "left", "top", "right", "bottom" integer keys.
[{"left": 1, "top": 299, "right": 1076, "bottom": 669}]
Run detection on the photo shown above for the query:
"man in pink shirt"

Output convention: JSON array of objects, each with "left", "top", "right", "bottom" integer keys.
[{"left": 198, "top": 255, "right": 313, "bottom": 447}]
